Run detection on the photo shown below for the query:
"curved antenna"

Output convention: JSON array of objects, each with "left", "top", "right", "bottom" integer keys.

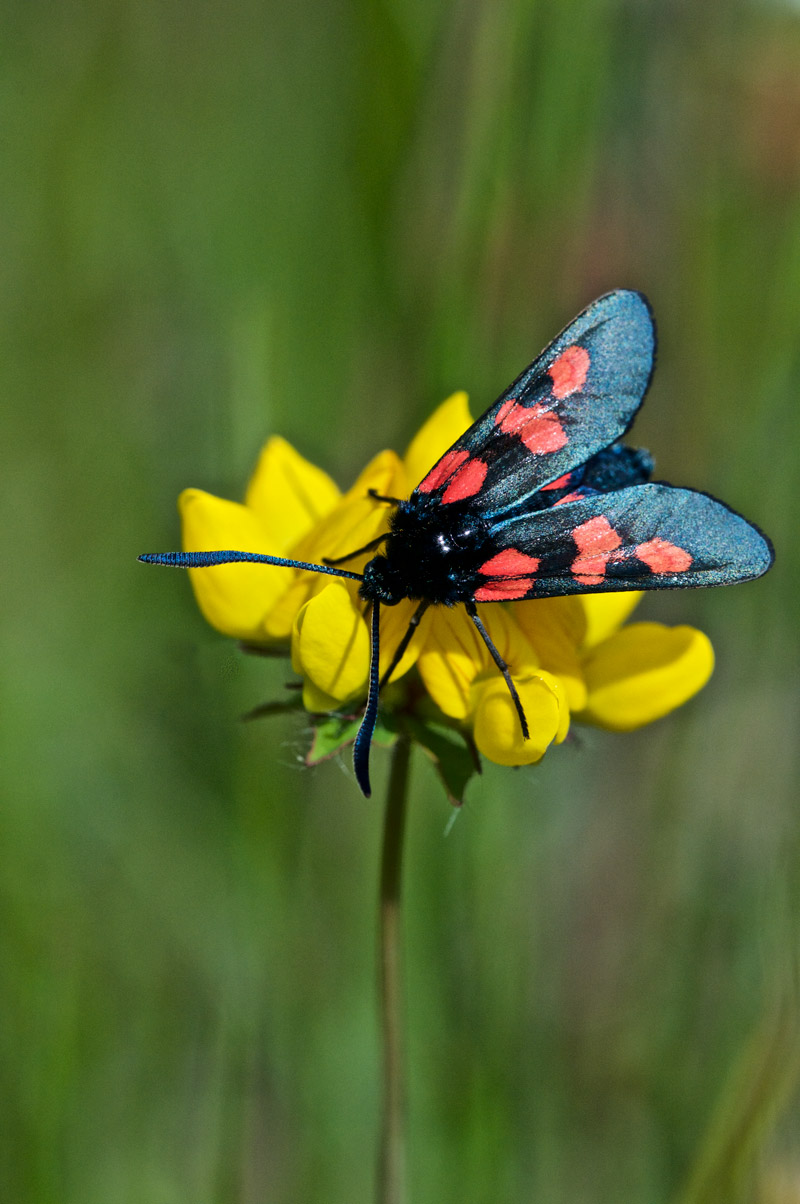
[
  {"left": 139, "top": 550, "right": 363, "bottom": 582},
  {"left": 353, "top": 600, "right": 381, "bottom": 797}
]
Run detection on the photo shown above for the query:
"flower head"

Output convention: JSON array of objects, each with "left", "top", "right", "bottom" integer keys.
[{"left": 170, "top": 395, "right": 714, "bottom": 801}]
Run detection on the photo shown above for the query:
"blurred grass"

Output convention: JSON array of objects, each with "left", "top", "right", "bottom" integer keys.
[{"left": 2, "top": 0, "right": 800, "bottom": 1201}]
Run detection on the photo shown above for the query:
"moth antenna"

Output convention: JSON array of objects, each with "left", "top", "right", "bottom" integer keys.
[
  {"left": 353, "top": 600, "right": 381, "bottom": 797},
  {"left": 138, "top": 550, "right": 363, "bottom": 582}
]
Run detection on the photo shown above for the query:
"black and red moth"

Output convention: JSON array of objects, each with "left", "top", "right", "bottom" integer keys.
[{"left": 141, "top": 290, "right": 774, "bottom": 797}]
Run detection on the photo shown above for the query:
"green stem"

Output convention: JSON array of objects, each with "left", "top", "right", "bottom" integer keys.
[{"left": 377, "top": 734, "right": 411, "bottom": 1204}]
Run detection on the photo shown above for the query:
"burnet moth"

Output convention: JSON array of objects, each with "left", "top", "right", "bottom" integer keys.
[{"left": 141, "top": 291, "right": 774, "bottom": 797}]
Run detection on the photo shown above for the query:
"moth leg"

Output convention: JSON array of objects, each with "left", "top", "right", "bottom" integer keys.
[
  {"left": 465, "top": 602, "right": 530, "bottom": 740},
  {"left": 368, "top": 488, "right": 403, "bottom": 505},
  {"left": 379, "top": 600, "right": 430, "bottom": 690},
  {"left": 323, "top": 534, "right": 388, "bottom": 566}
]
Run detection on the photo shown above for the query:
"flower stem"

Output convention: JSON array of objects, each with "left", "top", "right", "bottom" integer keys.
[{"left": 377, "top": 733, "right": 411, "bottom": 1204}]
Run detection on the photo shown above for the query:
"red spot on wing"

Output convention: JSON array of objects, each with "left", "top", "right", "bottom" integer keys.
[
  {"left": 520, "top": 408, "right": 568, "bottom": 454},
  {"left": 572, "top": 560, "right": 607, "bottom": 584},
  {"left": 554, "top": 491, "right": 586, "bottom": 505},
  {"left": 549, "top": 345, "right": 590, "bottom": 399},
  {"left": 474, "top": 578, "right": 533, "bottom": 601},
  {"left": 568, "top": 520, "right": 692, "bottom": 586},
  {"left": 494, "top": 398, "right": 526, "bottom": 433},
  {"left": 441, "top": 456, "right": 488, "bottom": 504},
  {"left": 418, "top": 448, "right": 469, "bottom": 494},
  {"left": 570, "top": 515, "right": 622, "bottom": 584},
  {"left": 636, "top": 538, "right": 693, "bottom": 573},
  {"left": 540, "top": 472, "right": 572, "bottom": 491},
  {"left": 495, "top": 397, "right": 517, "bottom": 425},
  {"left": 573, "top": 515, "right": 623, "bottom": 553},
  {"left": 495, "top": 399, "right": 568, "bottom": 455},
  {"left": 479, "top": 548, "right": 540, "bottom": 576}
]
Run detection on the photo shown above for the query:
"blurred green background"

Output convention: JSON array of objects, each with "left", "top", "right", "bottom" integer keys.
[{"left": 3, "top": 1, "right": 800, "bottom": 1200}]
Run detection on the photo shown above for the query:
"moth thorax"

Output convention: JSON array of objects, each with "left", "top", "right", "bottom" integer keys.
[{"left": 357, "top": 499, "right": 492, "bottom": 606}]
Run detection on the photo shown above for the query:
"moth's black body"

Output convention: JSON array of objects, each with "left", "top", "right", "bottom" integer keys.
[
  {"left": 140, "top": 290, "right": 774, "bottom": 798},
  {"left": 360, "top": 444, "right": 655, "bottom": 609},
  {"left": 360, "top": 499, "right": 493, "bottom": 607}
]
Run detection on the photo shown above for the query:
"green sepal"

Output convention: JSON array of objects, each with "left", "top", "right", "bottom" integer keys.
[
  {"left": 307, "top": 712, "right": 398, "bottom": 766},
  {"left": 403, "top": 717, "right": 480, "bottom": 807}
]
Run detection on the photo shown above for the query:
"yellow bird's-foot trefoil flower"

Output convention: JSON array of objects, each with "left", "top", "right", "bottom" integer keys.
[
  {"left": 142, "top": 291, "right": 775, "bottom": 800},
  {"left": 142, "top": 392, "right": 717, "bottom": 804}
]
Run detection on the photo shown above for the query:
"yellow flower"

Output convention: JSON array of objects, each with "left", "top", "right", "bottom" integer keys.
[
  {"left": 416, "top": 602, "right": 568, "bottom": 764},
  {"left": 175, "top": 393, "right": 714, "bottom": 782},
  {"left": 181, "top": 392, "right": 473, "bottom": 707},
  {"left": 179, "top": 436, "right": 341, "bottom": 641},
  {"left": 513, "top": 592, "right": 714, "bottom": 731}
]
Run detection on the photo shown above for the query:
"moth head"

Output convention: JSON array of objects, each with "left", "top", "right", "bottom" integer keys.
[{"left": 359, "top": 554, "right": 408, "bottom": 607}]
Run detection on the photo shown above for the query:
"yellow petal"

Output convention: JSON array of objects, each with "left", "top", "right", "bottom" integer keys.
[
  {"left": 514, "top": 597, "right": 588, "bottom": 712},
  {"left": 579, "top": 622, "right": 714, "bottom": 730},
  {"left": 416, "top": 604, "right": 539, "bottom": 720},
  {"left": 179, "top": 488, "right": 289, "bottom": 640},
  {"left": 403, "top": 392, "right": 472, "bottom": 487},
  {"left": 415, "top": 606, "right": 483, "bottom": 719},
  {"left": 301, "top": 679, "right": 346, "bottom": 714},
  {"left": 264, "top": 450, "right": 407, "bottom": 640},
  {"left": 579, "top": 592, "right": 643, "bottom": 649},
  {"left": 292, "top": 582, "right": 370, "bottom": 705},
  {"left": 538, "top": 668, "right": 571, "bottom": 744},
  {"left": 297, "top": 449, "right": 408, "bottom": 562},
  {"left": 265, "top": 575, "right": 355, "bottom": 642},
  {"left": 245, "top": 436, "right": 341, "bottom": 549},
  {"left": 379, "top": 598, "right": 430, "bottom": 682},
  {"left": 471, "top": 603, "right": 541, "bottom": 674},
  {"left": 472, "top": 673, "right": 562, "bottom": 766},
  {"left": 292, "top": 594, "right": 424, "bottom": 712}
]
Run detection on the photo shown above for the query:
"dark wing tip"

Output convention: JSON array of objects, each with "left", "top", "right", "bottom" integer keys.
[
  {"left": 635, "top": 483, "right": 775, "bottom": 584},
  {"left": 743, "top": 521, "right": 775, "bottom": 579},
  {"left": 684, "top": 486, "right": 775, "bottom": 582}
]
